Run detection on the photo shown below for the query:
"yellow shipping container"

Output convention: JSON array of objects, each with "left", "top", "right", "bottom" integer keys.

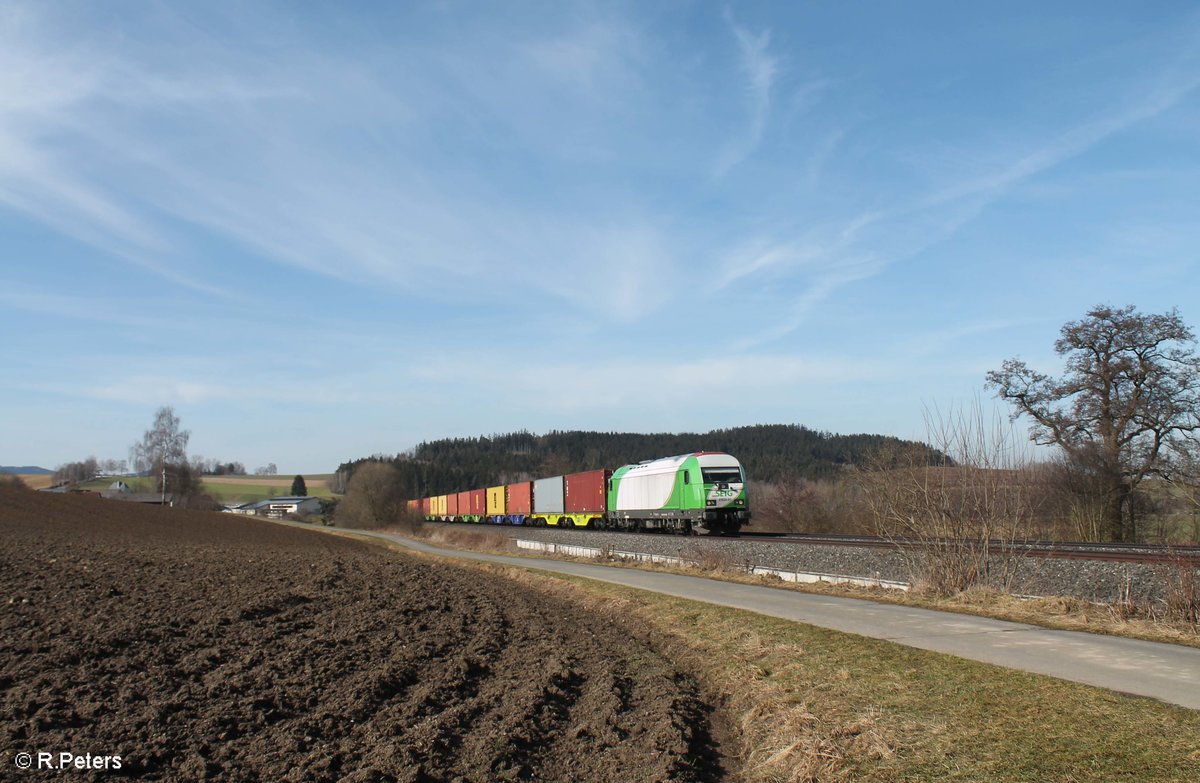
[
  {"left": 433, "top": 495, "right": 446, "bottom": 516},
  {"left": 486, "top": 485, "right": 506, "bottom": 516}
]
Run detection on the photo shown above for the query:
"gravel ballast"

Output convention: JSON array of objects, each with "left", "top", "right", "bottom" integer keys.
[{"left": 417, "top": 522, "right": 1187, "bottom": 604}]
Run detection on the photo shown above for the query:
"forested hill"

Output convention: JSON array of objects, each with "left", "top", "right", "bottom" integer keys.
[{"left": 336, "top": 425, "right": 941, "bottom": 497}]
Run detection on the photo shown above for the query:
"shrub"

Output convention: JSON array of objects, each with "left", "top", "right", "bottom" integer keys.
[
  {"left": 855, "top": 402, "right": 1041, "bottom": 596},
  {"left": 334, "top": 461, "right": 404, "bottom": 529},
  {"left": 0, "top": 474, "right": 29, "bottom": 490}
]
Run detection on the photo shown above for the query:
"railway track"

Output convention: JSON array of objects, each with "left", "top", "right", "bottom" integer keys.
[
  {"left": 744, "top": 532, "right": 1200, "bottom": 564},
  {"left": 426, "top": 521, "right": 1199, "bottom": 565}
]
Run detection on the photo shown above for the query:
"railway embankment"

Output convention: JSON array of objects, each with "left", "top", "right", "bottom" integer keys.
[{"left": 422, "top": 523, "right": 1190, "bottom": 604}]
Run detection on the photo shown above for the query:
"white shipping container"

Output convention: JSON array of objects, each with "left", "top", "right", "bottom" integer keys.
[{"left": 532, "top": 475, "right": 565, "bottom": 514}]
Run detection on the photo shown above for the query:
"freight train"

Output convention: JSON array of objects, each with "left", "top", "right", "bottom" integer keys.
[{"left": 411, "top": 452, "right": 751, "bottom": 535}]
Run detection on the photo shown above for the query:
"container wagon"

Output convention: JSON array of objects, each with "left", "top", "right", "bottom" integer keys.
[
  {"left": 486, "top": 485, "right": 506, "bottom": 524},
  {"left": 466, "top": 488, "right": 486, "bottom": 523},
  {"left": 500, "top": 481, "right": 529, "bottom": 525},
  {"left": 563, "top": 469, "right": 609, "bottom": 528},
  {"left": 531, "top": 475, "right": 564, "bottom": 526}
]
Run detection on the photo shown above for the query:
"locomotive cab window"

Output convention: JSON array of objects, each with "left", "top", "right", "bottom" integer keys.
[
  {"left": 683, "top": 470, "right": 690, "bottom": 484},
  {"left": 702, "top": 468, "right": 742, "bottom": 484}
]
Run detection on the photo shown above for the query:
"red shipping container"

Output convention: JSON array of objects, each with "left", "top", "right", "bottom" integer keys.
[
  {"left": 506, "top": 481, "right": 533, "bottom": 514},
  {"left": 446, "top": 493, "right": 459, "bottom": 516},
  {"left": 456, "top": 491, "right": 471, "bottom": 515},
  {"left": 469, "top": 489, "right": 486, "bottom": 516},
  {"left": 420, "top": 497, "right": 430, "bottom": 513},
  {"left": 564, "top": 470, "right": 609, "bottom": 514}
]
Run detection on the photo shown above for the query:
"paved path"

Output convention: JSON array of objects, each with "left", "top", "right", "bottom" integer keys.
[{"left": 307, "top": 525, "right": 1200, "bottom": 711}]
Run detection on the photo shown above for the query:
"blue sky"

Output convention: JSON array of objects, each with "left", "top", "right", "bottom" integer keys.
[{"left": 2, "top": 1, "right": 1199, "bottom": 473}]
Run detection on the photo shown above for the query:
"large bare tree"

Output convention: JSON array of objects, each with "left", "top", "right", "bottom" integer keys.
[
  {"left": 130, "top": 406, "right": 191, "bottom": 493},
  {"left": 986, "top": 305, "right": 1200, "bottom": 541}
]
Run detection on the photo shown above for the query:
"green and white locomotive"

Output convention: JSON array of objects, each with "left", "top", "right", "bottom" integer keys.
[{"left": 607, "top": 452, "right": 750, "bottom": 535}]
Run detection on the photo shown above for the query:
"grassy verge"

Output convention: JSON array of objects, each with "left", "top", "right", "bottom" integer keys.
[{"left": 314, "top": 525, "right": 1200, "bottom": 782}]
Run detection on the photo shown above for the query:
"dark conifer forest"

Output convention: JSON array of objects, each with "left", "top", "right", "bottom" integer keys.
[{"left": 335, "top": 424, "right": 941, "bottom": 498}]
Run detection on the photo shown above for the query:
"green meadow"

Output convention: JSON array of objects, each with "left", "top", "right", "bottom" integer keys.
[{"left": 79, "top": 474, "right": 337, "bottom": 504}]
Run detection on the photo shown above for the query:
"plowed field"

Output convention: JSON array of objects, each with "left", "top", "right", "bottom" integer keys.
[{"left": 0, "top": 489, "right": 729, "bottom": 781}]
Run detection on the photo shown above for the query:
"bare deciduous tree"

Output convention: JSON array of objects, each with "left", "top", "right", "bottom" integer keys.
[
  {"left": 130, "top": 406, "right": 191, "bottom": 495},
  {"left": 54, "top": 456, "right": 99, "bottom": 485},
  {"left": 987, "top": 304, "right": 1200, "bottom": 542},
  {"left": 334, "top": 461, "right": 405, "bottom": 529},
  {"left": 99, "top": 458, "right": 127, "bottom": 475},
  {"left": 130, "top": 407, "right": 189, "bottom": 476}
]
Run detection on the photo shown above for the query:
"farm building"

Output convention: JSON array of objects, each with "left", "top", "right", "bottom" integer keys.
[{"left": 232, "top": 496, "right": 323, "bottom": 518}]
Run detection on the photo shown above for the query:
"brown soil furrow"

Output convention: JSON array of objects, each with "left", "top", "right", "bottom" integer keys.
[{"left": 0, "top": 488, "right": 732, "bottom": 782}]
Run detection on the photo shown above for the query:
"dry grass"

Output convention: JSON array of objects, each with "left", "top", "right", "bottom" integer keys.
[
  {"left": 1158, "top": 554, "right": 1200, "bottom": 626},
  {"left": 678, "top": 542, "right": 741, "bottom": 572},
  {"left": 419, "top": 525, "right": 512, "bottom": 551},
  {"left": 930, "top": 584, "right": 1200, "bottom": 646},
  {"left": 13, "top": 473, "right": 54, "bottom": 490},
  {"left": 743, "top": 571, "right": 1200, "bottom": 649}
]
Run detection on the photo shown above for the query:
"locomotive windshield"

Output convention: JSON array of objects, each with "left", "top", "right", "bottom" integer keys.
[{"left": 701, "top": 467, "right": 743, "bottom": 484}]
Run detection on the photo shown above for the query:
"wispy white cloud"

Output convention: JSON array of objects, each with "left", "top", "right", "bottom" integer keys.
[
  {"left": 86, "top": 377, "right": 238, "bottom": 406},
  {"left": 0, "top": 11, "right": 247, "bottom": 297},
  {"left": 520, "top": 21, "right": 645, "bottom": 95},
  {"left": 729, "top": 255, "right": 885, "bottom": 350},
  {"left": 892, "top": 318, "right": 1049, "bottom": 359},
  {"left": 802, "top": 127, "right": 843, "bottom": 189},
  {"left": 710, "top": 236, "right": 825, "bottom": 292},
  {"left": 713, "top": 43, "right": 1200, "bottom": 348},
  {"left": 0, "top": 4, "right": 677, "bottom": 318},
  {"left": 0, "top": 284, "right": 169, "bottom": 330},
  {"left": 34, "top": 363, "right": 385, "bottom": 408},
  {"left": 918, "top": 74, "right": 1200, "bottom": 213},
  {"left": 411, "top": 351, "right": 895, "bottom": 412},
  {"left": 713, "top": 14, "right": 778, "bottom": 177}
]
